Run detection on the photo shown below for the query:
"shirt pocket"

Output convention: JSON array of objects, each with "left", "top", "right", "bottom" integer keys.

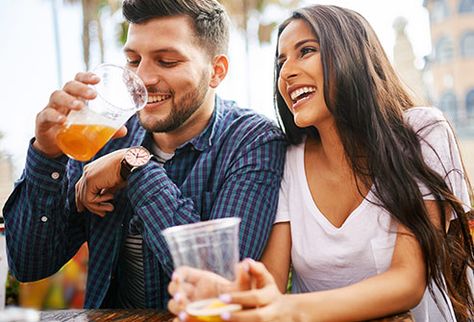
[{"left": 370, "top": 236, "right": 396, "bottom": 274}]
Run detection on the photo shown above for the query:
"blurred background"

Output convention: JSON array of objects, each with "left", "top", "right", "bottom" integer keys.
[{"left": 0, "top": 0, "right": 473, "bottom": 310}]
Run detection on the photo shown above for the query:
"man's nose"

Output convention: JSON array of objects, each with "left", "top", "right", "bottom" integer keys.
[{"left": 136, "top": 61, "right": 160, "bottom": 86}]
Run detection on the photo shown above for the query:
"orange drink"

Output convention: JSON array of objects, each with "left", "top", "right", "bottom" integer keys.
[
  {"left": 55, "top": 64, "right": 147, "bottom": 161},
  {"left": 56, "top": 124, "right": 117, "bottom": 161},
  {"left": 186, "top": 298, "right": 242, "bottom": 322}
]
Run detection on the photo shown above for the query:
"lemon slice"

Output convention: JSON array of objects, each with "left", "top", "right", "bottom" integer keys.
[{"left": 186, "top": 298, "right": 242, "bottom": 320}]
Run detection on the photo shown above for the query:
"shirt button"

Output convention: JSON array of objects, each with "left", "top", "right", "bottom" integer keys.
[
  {"left": 51, "top": 172, "right": 60, "bottom": 180},
  {"left": 40, "top": 216, "right": 48, "bottom": 223}
]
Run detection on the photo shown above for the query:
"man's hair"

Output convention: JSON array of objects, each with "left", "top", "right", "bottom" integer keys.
[{"left": 122, "top": 0, "right": 230, "bottom": 58}]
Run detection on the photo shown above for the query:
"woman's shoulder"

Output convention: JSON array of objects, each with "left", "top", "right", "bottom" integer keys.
[
  {"left": 404, "top": 106, "right": 451, "bottom": 136},
  {"left": 285, "top": 139, "right": 305, "bottom": 163}
]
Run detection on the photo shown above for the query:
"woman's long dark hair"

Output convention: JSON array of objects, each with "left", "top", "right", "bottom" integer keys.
[{"left": 275, "top": 5, "right": 474, "bottom": 321}]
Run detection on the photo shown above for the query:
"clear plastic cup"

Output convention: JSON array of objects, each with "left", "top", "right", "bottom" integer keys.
[
  {"left": 162, "top": 217, "right": 241, "bottom": 281},
  {"left": 163, "top": 218, "right": 242, "bottom": 321},
  {"left": 56, "top": 63, "right": 147, "bottom": 161}
]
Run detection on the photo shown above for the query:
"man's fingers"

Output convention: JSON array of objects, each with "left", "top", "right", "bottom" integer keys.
[
  {"left": 86, "top": 202, "right": 114, "bottom": 215},
  {"left": 74, "top": 71, "right": 101, "bottom": 84},
  {"left": 62, "top": 80, "right": 97, "bottom": 101},
  {"left": 112, "top": 125, "right": 128, "bottom": 139},
  {"left": 49, "top": 90, "right": 85, "bottom": 113},
  {"left": 36, "top": 108, "right": 67, "bottom": 129}
]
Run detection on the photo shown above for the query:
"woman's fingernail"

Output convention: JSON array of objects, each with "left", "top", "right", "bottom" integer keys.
[
  {"left": 172, "top": 272, "right": 179, "bottom": 281},
  {"left": 221, "top": 312, "right": 231, "bottom": 321},
  {"left": 219, "top": 293, "right": 231, "bottom": 303},
  {"left": 178, "top": 311, "right": 187, "bottom": 321},
  {"left": 86, "top": 89, "right": 95, "bottom": 96},
  {"left": 246, "top": 258, "right": 255, "bottom": 263},
  {"left": 70, "top": 100, "right": 80, "bottom": 108},
  {"left": 174, "top": 292, "right": 182, "bottom": 302},
  {"left": 242, "top": 261, "right": 250, "bottom": 272}
]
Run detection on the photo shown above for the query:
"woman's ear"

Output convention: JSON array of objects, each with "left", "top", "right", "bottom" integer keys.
[{"left": 209, "top": 54, "right": 229, "bottom": 88}]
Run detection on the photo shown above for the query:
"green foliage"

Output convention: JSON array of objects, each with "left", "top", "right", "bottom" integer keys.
[
  {"left": 5, "top": 273, "right": 19, "bottom": 306},
  {"left": 118, "top": 21, "right": 129, "bottom": 46}
]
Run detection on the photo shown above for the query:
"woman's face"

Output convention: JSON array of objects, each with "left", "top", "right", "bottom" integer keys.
[{"left": 277, "top": 19, "right": 332, "bottom": 129}]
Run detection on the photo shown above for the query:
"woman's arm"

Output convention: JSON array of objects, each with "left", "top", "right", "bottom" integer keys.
[
  {"left": 287, "top": 221, "right": 426, "bottom": 322},
  {"left": 261, "top": 222, "right": 292, "bottom": 293},
  {"left": 223, "top": 210, "right": 433, "bottom": 322}
]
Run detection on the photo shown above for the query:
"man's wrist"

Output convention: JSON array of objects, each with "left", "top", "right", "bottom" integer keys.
[{"left": 32, "top": 139, "right": 64, "bottom": 159}]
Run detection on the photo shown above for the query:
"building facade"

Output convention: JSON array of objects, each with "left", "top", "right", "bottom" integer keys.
[{"left": 423, "top": 0, "right": 474, "bottom": 135}]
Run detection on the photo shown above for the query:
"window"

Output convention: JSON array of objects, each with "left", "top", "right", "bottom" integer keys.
[
  {"left": 439, "top": 92, "right": 458, "bottom": 122},
  {"left": 459, "top": 0, "right": 474, "bottom": 13},
  {"left": 435, "top": 36, "right": 454, "bottom": 62},
  {"left": 461, "top": 32, "right": 474, "bottom": 57},
  {"left": 431, "top": 0, "right": 450, "bottom": 22},
  {"left": 466, "top": 89, "right": 474, "bottom": 118}
]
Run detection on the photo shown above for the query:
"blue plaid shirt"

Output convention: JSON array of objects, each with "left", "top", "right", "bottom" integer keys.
[{"left": 3, "top": 97, "right": 286, "bottom": 309}]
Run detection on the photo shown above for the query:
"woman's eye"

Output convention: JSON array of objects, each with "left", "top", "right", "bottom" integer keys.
[{"left": 301, "top": 47, "right": 317, "bottom": 56}]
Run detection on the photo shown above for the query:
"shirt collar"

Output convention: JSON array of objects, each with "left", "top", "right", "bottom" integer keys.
[{"left": 179, "top": 95, "right": 223, "bottom": 152}]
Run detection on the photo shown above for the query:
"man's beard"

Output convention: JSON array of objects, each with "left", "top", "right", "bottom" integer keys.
[{"left": 138, "top": 71, "right": 210, "bottom": 133}]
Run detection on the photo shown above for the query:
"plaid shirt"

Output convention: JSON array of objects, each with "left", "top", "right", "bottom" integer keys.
[{"left": 3, "top": 97, "right": 286, "bottom": 309}]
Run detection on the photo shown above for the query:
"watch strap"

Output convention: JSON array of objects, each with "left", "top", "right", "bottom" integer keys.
[{"left": 120, "top": 157, "right": 134, "bottom": 181}]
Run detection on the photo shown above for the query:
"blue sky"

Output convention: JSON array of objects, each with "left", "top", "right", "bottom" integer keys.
[{"left": 0, "top": 0, "right": 430, "bottom": 176}]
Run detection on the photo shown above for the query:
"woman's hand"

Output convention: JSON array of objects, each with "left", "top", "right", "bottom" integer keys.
[
  {"left": 168, "top": 266, "right": 232, "bottom": 317},
  {"left": 218, "top": 260, "right": 289, "bottom": 322},
  {"left": 168, "top": 260, "right": 257, "bottom": 321}
]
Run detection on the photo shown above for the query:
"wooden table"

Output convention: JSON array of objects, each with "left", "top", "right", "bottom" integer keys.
[
  {"left": 40, "top": 309, "right": 412, "bottom": 321},
  {"left": 40, "top": 309, "right": 174, "bottom": 321}
]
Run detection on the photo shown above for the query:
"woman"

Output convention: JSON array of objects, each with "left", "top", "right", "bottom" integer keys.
[{"left": 168, "top": 5, "right": 474, "bottom": 321}]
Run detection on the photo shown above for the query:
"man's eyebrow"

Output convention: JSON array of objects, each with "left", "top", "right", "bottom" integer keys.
[
  {"left": 277, "top": 38, "right": 319, "bottom": 60},
  {"left": 123, "top": 47, "right": 182, "bottom": 54}
]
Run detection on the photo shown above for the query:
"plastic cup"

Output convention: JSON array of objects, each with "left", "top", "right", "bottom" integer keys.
[
  {"left": 162, "top": 217, "right": 241, "bottom": 281},
  {"left": 163, "top": 218, "right": 242, "bottom": 321},
  {"left": 56, "top": 63, "right": 147, "bottom": 161}
]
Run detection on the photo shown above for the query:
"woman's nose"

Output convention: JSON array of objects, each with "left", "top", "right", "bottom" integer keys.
[{"left": 279, "top": 60, "right": 299, "bottom": 81}]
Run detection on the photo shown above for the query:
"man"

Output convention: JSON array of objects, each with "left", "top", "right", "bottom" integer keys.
[{"left": 3, "top": 0, "right": 285, "bottom": 309}]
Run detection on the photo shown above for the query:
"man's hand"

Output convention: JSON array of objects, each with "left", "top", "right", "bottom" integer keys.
[
  {"left": 34, "top": 72, "right": 99, "bottom": 157},
  {"left": 33, "top": 72, "right": 127, "bottom": 158},
  {"left": 75, "top": 149, "right": 128, "bottom": 216}
]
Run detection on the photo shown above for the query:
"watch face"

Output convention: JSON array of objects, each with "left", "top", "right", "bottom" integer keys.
[{"left": 125, "top": 147, "right": 150, "bottom": 167}]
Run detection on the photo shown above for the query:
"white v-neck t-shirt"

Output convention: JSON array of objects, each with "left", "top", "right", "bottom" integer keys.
[{"left": 275, "top": 107, "right": 472, "bottom": 322}]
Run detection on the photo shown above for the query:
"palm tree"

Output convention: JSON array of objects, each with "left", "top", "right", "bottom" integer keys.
[
  {"left": 218, "top": 0, "right": 301, "bottom": 45},
  {"left": 63, "top": 0, "right": 121, "bottom": 69}
]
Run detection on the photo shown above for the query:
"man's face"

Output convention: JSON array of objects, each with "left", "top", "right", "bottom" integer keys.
[{"left": 124, "top": 16, "right": 212, "bottom": 133}]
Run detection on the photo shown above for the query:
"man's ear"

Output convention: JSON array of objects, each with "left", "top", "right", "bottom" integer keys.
[{"left": 209, "top": 54, "right": 229, "bottom": 88}]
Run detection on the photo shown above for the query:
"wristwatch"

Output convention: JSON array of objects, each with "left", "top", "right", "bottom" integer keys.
[{"left": 120, "top": 146, "right": 152, "bottom": 180}]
